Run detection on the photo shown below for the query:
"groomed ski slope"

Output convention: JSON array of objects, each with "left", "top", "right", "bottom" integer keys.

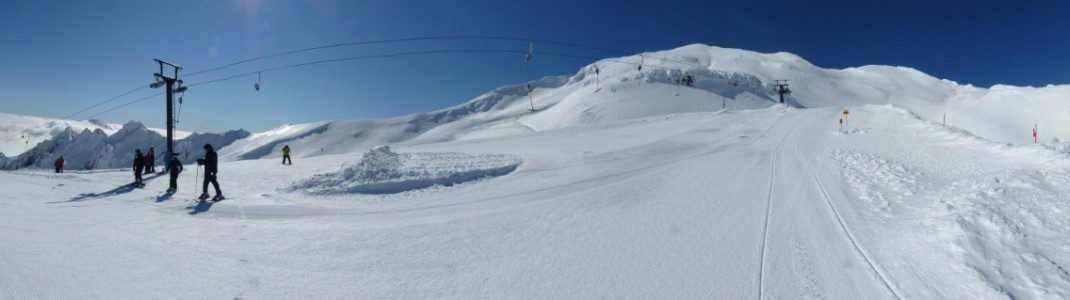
[{"left": 3, "top": 104, "right": 1070, "bottom": 298}]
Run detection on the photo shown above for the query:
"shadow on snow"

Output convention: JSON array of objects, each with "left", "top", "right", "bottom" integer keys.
[
  {"left": 54, "top": 172, "right": 166, "bottom": 203},
  {"left": 59, "top": 184, "right": 137, "bottom": 203},
  {"left": 187, "top": 200, "right": 213, "bottom": 215}
]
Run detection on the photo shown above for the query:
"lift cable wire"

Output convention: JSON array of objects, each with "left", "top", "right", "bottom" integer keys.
[
  {"left": 61, "top": 85, "right": 150, "bottom": 120},
  {"left": 182, "top": 35, "right": 703, "bottom": 78},
  {"left": 70, "top": 45, "right": 697, "bottom": 126},
  {"left": 188, "top": 49, "right": 523, "bottom": 87},
  {"left": 82, "top": 92, "right": 164, "bottom": 120},
  {"left": 64, "top": 36, "right": 697, "bottom": 122}
]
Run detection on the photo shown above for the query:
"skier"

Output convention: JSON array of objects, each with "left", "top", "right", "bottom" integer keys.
[
  {"left": 282, "top": 144, "right": 292, "bottom": 165},
  {"left": 54, "top": 156, "right": 64, "bottom": 173},
  {"left": 146, "top": 147, "right": 156, "bottom": 173},
  {"left": 132, "top": 149, "right": 145, "bottom": 187},
  {"left": 166, "top": 154, "right": 182, "bottom": 193},
  {"left": 196, "top": 143, "right": 224, "bottom": 201}
]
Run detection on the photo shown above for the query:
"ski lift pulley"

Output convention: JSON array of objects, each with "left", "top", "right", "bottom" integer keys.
[{"left": 525, "top": 39, "right": 533, "bottom": 62}]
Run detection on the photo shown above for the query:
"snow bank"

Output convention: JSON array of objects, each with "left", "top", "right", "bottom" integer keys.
[{"left": 292, "top": 146, "right": 521, "bottom": 195}]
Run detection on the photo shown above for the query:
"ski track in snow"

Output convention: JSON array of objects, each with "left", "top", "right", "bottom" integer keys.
[
  {"left": 796, "top": 115, "right": 902, "bottom": 299},
  {"left": 827, "top": 106, "right": 1070, "bottom": 299},
  {"left": 756, "top": 111, "right": 788, "bottom": 300}
]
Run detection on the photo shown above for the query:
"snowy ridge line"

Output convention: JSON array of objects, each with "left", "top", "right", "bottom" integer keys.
[
  {"left": 757, "top": 113, "right": 790, "bottom": 300},
  {"left": 796, "top": 115, "right": 902, "bottom": 299}
]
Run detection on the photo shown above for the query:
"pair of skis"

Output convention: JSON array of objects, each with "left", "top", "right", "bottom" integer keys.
[{"left": 184, "top": 195, "right": 226, "bottom": 209}]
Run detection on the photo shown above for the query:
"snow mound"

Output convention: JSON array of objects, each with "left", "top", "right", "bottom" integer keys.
[{"left": 292, "top": 146, "right": 521, "bottom": 195}]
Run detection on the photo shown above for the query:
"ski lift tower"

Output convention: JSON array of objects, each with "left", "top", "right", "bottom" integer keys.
[
  {"left": 773, "top": 80, "right": 791, "bottom": 104},
  {"left": 150, "top": 59, "right": 187, "bottom": 160}
]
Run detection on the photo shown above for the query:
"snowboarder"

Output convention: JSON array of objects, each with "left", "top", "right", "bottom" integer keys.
[
  {"left": 196, "top": 143, "right": 224, "bottom": 201},
  {"left": 146, "top": 147, "right": 156, "bottom": 173},
  {"left": 132, "top": 149, "right": 145, "bottom": 187},
  {"left": 282, "top": 145, "right": 292, "bottom": 165},
  {"left": 167, "top": 154, "right": 182, "bottom": 193},
  {"left": 54, "top": 156, "right": 64, "bottom": 173}
]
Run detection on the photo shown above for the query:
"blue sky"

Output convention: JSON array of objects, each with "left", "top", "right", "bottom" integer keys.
[{"left": 1, "top": 0, "right": 1068, "bottom": 133}]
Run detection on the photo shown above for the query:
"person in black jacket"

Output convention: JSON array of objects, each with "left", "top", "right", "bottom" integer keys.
[
  {"left": 146, "top": 147, "right": 156, "bottom": 174},
  {"left": 166, "top": 154, "right": 182, "bottom": 193},
  {"left": 132, "top": 149, "right": 145, "bottom": 187},
  {"left": 196, "top": 143, "right": 224, "bottom": 201}
]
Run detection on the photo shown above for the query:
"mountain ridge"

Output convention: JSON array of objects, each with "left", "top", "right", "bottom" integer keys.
[{"left": 5, "top": 43, "right": 1069, "bottom": 169}]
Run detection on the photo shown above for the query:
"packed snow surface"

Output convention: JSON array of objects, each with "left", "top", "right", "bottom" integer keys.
[
  {"left": 4, "top": 44, "right": 1070, "bottom": 298},
  {"left": 4, "top": 105, "right": 1070, "bottom": 298}
]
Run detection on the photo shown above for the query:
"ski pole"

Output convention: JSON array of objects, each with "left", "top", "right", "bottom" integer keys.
[{"left": 193, "top": 164, "right": 200, "bottom": 200}]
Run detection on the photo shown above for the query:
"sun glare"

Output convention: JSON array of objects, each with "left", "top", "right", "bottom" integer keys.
[{"left": 235, "top": 0, "right": 261, "bottom": 17}]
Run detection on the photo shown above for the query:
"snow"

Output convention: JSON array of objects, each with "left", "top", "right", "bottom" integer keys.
[
  {"left": 291, "top": 145, "right": 521, "bottom": 195},
  {"left": 0, "top": 121, "right": 248, "bottom": 171},
  {"left": 198, "top": 44, "right": 1070, "bottom": 166},
  {"left": 0, "top": 111, "right": 190, "bottom": 157},
  {"left": 4, "top": 44, "right": 1070, "bottom": 298}
]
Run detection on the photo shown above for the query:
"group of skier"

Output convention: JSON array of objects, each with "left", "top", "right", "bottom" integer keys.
[
  {"left": 129, "top": 143, "right": 227, "bottom": 201},
  {"left": 123, "top": 142, "right": 295, "bottom": 202},
  {"left": 117, "top": 142, "right": 298, "bottom": 202}
]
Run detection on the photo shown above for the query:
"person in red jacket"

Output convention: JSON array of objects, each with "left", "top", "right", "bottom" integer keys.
[
  {"left": 54, "top": 156, "right": 64, "bottom": 173},
  {"left": 146, "top": 147, "right": 156, "bottom": 174}
]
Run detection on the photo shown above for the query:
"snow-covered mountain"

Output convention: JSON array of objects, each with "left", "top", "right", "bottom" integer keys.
[
  {"left": 0, "top": 111, "right": 191, "bottom": 157},
  {"left": 10, "top": 44, "right": 1068, "bottom": 169},
  {"left": 220, "top": 44, "right": 1070, "bottom": 163},
  {"left": 0, "top": 121, "right": 249, "bottom": 170}
]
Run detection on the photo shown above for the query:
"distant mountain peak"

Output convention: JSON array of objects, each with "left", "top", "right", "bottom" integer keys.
[{"left": 87, "top": 119, "right": 111, "bottom": 129}]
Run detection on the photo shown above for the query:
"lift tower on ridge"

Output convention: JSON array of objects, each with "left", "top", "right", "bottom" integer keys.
[
  {"left": 150, "top": 59, "right": 187, "bottom": 160},
  {"left": 773, "top": 80, "right": 791, "bottom": 104}
]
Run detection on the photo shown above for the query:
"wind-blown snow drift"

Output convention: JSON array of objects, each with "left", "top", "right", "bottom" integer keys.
[{"left": 290, "top": 145, "right": 521, "bottom": 195}]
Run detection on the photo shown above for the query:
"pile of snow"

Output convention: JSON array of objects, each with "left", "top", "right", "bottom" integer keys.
[{"left": 291, "top": 145, "right": 521, "bottom": 194}]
